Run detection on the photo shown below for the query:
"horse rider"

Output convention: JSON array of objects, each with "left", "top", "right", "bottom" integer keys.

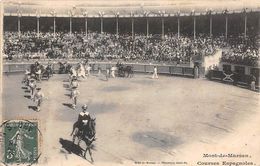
[
  {"left": 77, "top": 104, "right": 91, "bottom": 132},
  {"left": 33, "top": 87, "right": 45, "bottom": 112},
  {"left": 34, "top": 62, "right": 42, "bottom": 81},
  {"left": 77, "top": 62, "right": 86, "bottom": 79},
  {"left": 30, "top": 61, "right": 39, "bottom": 77}
]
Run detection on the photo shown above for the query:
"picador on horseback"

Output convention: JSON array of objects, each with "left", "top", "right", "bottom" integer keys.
[
  {"left": 116, "top": 61, "right": 134, "bottom": 78},
  {"left": 71, "top": 104, "right": 96, "bottom": 162},
  {"left": 58, "top": 61, "right": 72, "bottom": 74}
]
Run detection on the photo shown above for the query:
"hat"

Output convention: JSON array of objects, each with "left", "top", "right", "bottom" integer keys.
[{"left": 82, "top": 104, "right": 88, "bottom": 110}]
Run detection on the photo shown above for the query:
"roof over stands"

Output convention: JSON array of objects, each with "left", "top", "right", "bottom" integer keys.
[{"left": 3, "top": 0, "right": 260, "bottom": 18}]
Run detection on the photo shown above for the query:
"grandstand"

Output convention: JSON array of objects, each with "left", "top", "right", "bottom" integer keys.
[
  {"left": 3, "top": 0, "right": 260, "bottom": 63},
  {"left": 2, "top": 0, "right": 260, "bottom": 88}
]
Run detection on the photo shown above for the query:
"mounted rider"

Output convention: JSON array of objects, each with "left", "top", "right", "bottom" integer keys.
[
  {"left": 71, "top": 104, "right": 96, "bottom": 162},
  {"left": 78, "top": 104, "right": 91, "bottom": 128},
  {"left": 72, "top": 104, "right": 92, "bottom": 134}
]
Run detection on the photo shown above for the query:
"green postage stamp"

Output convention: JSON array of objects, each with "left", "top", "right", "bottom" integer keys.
[{"left": 2, "top": 120, "right": 40, "bottom": 164}]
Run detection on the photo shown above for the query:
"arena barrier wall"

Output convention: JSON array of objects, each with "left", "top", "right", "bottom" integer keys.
[
  {"left": 207, "top": 70, "right": 260, "bottom": 89},
  {"left": 3, "top": 62, "right": 197, "bottom": 78}
]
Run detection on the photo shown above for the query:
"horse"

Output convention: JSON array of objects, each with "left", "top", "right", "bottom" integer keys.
[
  {"left": 116, "top": 63, "right": 134, "bottom": 77},
  {"left": 68, "top": 67, "right": 78, "bottom": 84},
  {"left": 76, "top": 63, "right": 86, "bottom": 78},
  {"left": 46, "top": 64, "right": 54, "bottom": 77},
  {"left": 123, "top": 65, "right": 134, "bottom": 77},
  {"left": 58, "top": 62, "right": 66, "bottom": 74},
  {"left": 58, "top": 62, "right": 72, "bottom": 74},
  {"left": 41, "top": 65, "right": 54, "bottom": 80},
  {"left": 71, "top": 118, "right": 96, "bottom": 162}
]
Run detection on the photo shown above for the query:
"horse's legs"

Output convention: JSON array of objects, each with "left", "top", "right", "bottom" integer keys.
[
  {"left": 84, "top": 147, "right": 94, "bottom": 162},
  {"left": 72, "top": 135, "right": 76, "bottom": 143},
  {"left": 89, "top": 148, "right": 94, "bottom": 162},
  {"left": 72, "top": 127, "right": 78, "bottom": 143}
]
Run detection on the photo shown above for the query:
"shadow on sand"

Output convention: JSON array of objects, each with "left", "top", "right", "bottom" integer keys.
[
  {"left": 59, "top": 138, "right": 83, "bottom": 156},
  {"left": 28, "top": 106, "right": 38, "bottom": 112},
  {"left": 64, "top": 94, "right": 71, "bottom": 97},
  {"left": 24, "top": 90, "right": 31, "bottom": 93},
  {"left": 62, "top": 103, "right": 74, "bottom": 109},
  {"left": 63, "top": 84, "right": 70, "bottom": 89},
  {"left": 24, "top": 95, "right": 31, "bottom": 99},
  {"left": 59, "top": 138, "right": 94, "bottom": 164}
]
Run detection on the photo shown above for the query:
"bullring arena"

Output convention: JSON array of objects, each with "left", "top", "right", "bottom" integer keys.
[
  {"left": 2, "top": 68, "right": 260, "bottom": 165},
  {"left": 1, "top": 0, "right": 260, "bottom": 165}
]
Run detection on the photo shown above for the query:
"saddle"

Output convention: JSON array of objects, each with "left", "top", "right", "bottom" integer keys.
[{"left": 73, "top": 120, "right": 95, "bottom": 141}]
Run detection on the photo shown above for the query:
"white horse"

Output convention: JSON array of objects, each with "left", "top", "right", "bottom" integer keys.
[
  {"left": 77, "top": 63, "right": 86, "bottom": 78},
  {"left": 69, "top": 67, "right": 78, "bottom": 83}
]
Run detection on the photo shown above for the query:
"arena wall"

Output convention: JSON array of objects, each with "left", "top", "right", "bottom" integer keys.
[{"left": 2, "top": 62, "right": 197, "bottom": 78}]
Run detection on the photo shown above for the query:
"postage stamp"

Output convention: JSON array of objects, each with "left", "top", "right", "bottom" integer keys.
[{"left": 2, "top": 120, "right": 40, "bottom": 164}]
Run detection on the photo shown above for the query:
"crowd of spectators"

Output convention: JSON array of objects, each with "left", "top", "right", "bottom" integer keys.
[
  {"left": 221, "top": 35, "right": 259, "bottom": 66},
  {"left": 3, "top": 31, "right": 259, "bottom": 66}
]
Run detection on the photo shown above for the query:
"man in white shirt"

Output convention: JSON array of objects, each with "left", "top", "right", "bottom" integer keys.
[
  {"left": 29, "top": 79, "right": 37, "bottom": 98},
  {"left": 111, "top": 66, "right": 116, "bottom": 78},
  {"left": 71, "top": 88, "right": 80, "bottom": 109},
  {"left": 33, "top": 88, "right": 45, "bottom": 112},
  {"left": 152, "top": 66, "right": 158, "bottom": 79}
]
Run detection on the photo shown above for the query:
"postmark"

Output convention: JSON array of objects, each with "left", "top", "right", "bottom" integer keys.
[{"left": 1, "top": 120, "right": 41, "bottom": 165}]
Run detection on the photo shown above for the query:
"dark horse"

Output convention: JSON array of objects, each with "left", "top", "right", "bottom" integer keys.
[
  {"left": 71, "top": 118, "right": 96, "bottom": 162},
  {"left": 41, "top": 65, "right": 54, "bottom": 80},
  {"left": 58, "top": 62, "right": 72, "bottom": 74},
  {"left": 30, "top": 63, "right": 45, "bottom": 81},
  {"left": 116, "top": 63, "right": 134, "bottom": 78}
]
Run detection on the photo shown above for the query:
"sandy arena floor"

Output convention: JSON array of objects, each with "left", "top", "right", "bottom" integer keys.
[{"left": 2, "top": 73, "right": 260, "bottom": 166}]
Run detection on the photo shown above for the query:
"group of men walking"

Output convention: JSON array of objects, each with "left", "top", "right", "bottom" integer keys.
[{"left": 22, "top": 62, "right": 45, "bottom": 112}]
